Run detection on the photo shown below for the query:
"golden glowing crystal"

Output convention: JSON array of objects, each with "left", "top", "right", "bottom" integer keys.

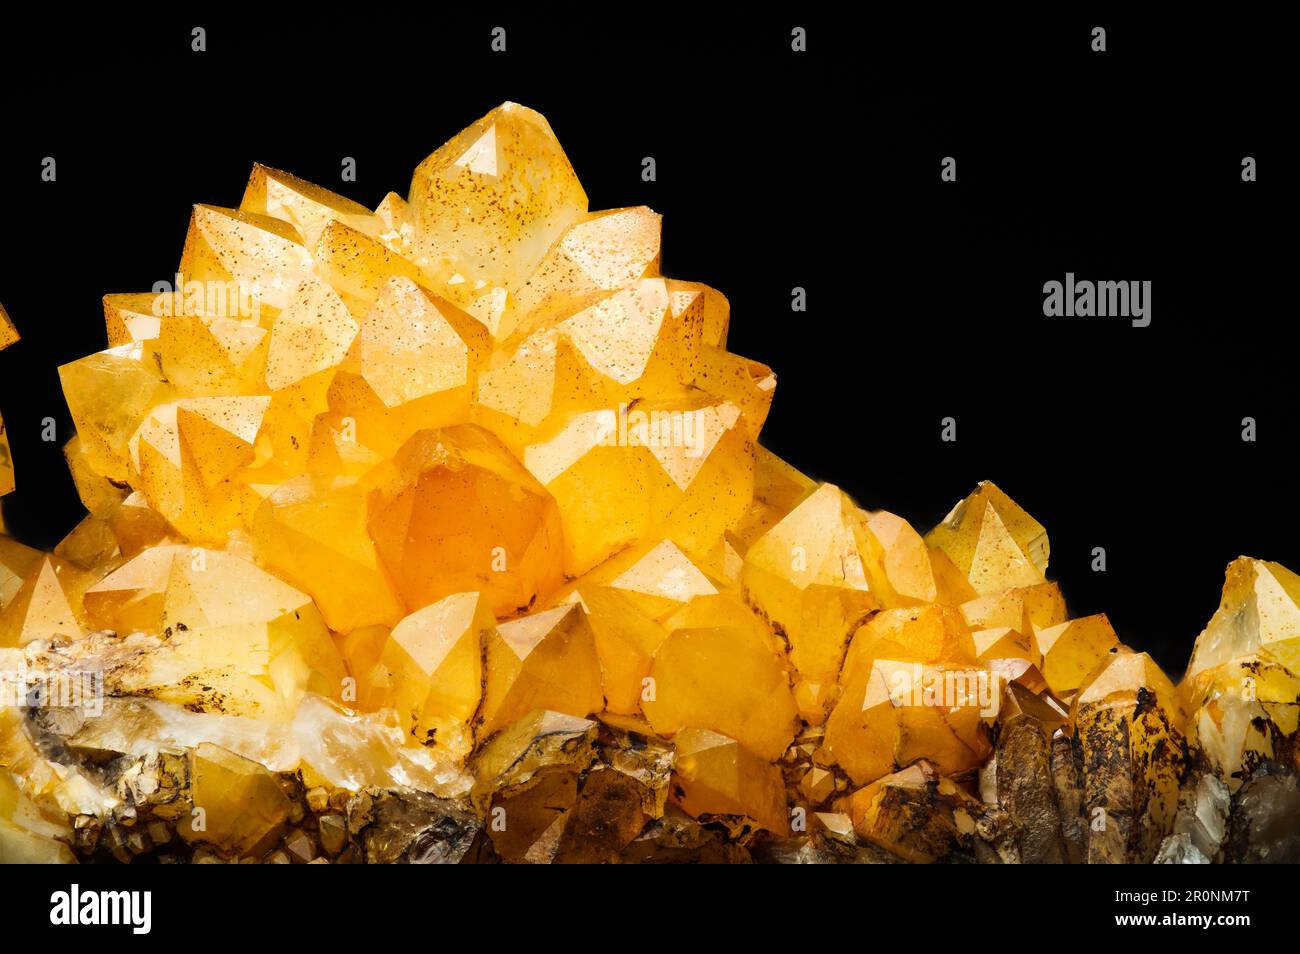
[
  {"left": 742, "top": 483, "right": 878, "bottom": 718},
  {"left": 375, "top": 591, "right": 492, "bottom": 758},
  {"left": 671, "top": 727, "right": 788, "bottom": 834},
  {"left": 926, "top": 481, "right": 1049, "bottom": 596},
  {"left": 0, "top": 102, "right": 1291, "bottom": 864}
]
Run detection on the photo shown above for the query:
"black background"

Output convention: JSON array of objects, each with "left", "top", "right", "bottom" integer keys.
[{"left": 0, "top": 11, "right": 1291, "bottom": 677}]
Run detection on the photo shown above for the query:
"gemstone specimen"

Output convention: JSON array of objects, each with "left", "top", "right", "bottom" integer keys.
[
  {"left": 1183, "top": 558, "right": 1300, "bottom": 795},
  {"left": 0, "top": 104, "right": 1293, "bottom": 864}
]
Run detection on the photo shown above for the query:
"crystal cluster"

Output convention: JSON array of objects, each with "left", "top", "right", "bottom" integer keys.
[{"left": 1, "top": 104, "right": 1297, "bottom": 864}]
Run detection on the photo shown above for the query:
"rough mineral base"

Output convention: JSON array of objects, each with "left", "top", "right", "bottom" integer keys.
[{"left": 1, "top": 103, "right": 1297, "bottom": 864}]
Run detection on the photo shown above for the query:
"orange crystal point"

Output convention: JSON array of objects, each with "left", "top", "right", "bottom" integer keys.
[
  {"left": 240, "top": 163, "right": 375, "bottom": 247},
  {"left": 0, "top": 555, "right": 87, "bottom": 647},
  {"left": 377, "top": 591, "right": 493, "bottom": 759},
  {"left": 0, "top": 304, "right": 14, "bottom": 500},
  {"left": 251, "top": 476, "right": 406, "bottom": 633},
  {"left": 671, "top": 727, "right": 789, "bottom": 834},
  {"left": 1033, "top": 613, "right": 1120, "bottom": 697},
  {"left": 1187, "top": 556, "right": 1300, "bottom": 677},
  {"left": 742, "top": 483, "right": 879, "bottom": 710},
  {"left": 478, "top": 603, "right": 604, "bottom": 739},
  {"left": 925, "top": 480, "right": 1050, "bottom": 596},
  {"left": 60, "top": 344, "right": 174, "bottom": 483},
  {"left": 569, "top": 584, "right": 667, "bottom": 716},
  {"left": 409, "top": 102, "right": 588, "bottom": 317},
  {"left": 0, "top": 534, "right": 43, "bottom": 611}
]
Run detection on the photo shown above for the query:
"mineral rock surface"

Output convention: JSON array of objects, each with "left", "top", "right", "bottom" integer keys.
[{"left": 0, "top": 104, "right": 1296, "bottom": 864}]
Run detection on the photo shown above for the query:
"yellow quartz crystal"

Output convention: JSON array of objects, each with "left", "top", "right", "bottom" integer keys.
[
  {"left": 642, "top": 618, "right": 798, "bottom": 762},
  {"left": 0, "top": 535, "right": 43, "bottom": 612},
  {"left": 1034, "top": 613, "right": 1120, "bottom": 697},
  {"left": 81, "top": 545, "right": 345, "bottom": 717},
  {"left": 1187, "top": 556, "right": 1300, "bottom": 676},
  {"left": 478, "top": 603, "right": 604, "bottom": 739},
  {"left": 926, "top": 481, "right": 1049, "bottom": 596},
  {"left": 0, "top": 555, "right": 87, "bottom": 647},
  {"left": 368, "top": 425, "right": 564, "bottom": 617},
  {"left": 0, "top": 102, "right": 1286, "bottom": 865},
  {"left": 409, "top": 103, "right": 588, "bottom": 321},
  {"left": 569, "top": 584, "right": 667, "bottom": 715},
  {"left": 1184, "top": 557, "right": 1300, "bottom": 791},
  {"left": 742, "top": 483, "right": 878, "bottom": 716},
  {"left": 179, "top": 743, "right": 292, "bottom": 856},
  {"left": 824, "top": 605, "right": 991, "bottom": 785},
  {"left": 671, "top": 727, "right": 788, "bottom": 833},
  {"left": 375, "top": 592, "right": 492, "bottom": 759}
]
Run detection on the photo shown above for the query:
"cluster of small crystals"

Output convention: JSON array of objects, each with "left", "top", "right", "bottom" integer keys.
[{"left": 2, "top": 104, "right": 1299, "bottom": 864}]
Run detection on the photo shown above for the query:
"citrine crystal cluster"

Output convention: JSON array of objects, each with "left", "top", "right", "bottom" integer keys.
[{"left": 1, "top": 103, "right": 1298, "bottom": 864}]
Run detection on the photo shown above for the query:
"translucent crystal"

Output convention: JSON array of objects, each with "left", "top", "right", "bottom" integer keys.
[{"left": 0, "top": 101, "right": 1290, "bottom": 864}]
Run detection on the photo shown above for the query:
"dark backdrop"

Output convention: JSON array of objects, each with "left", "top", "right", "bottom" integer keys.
[{"left": 0, "top": 12, "right": 1289, "bottom": 675}]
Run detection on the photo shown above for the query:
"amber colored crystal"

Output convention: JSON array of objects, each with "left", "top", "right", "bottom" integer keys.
[{"left": 0, "top": 103, "right": 1294, "bottom": 864}]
